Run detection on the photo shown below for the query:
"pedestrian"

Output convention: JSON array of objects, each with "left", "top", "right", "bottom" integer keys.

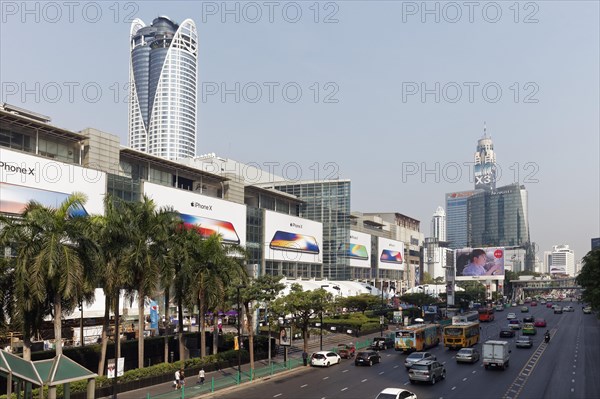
[
  {"left": 179, "top": 369, "right": 185, "bottom": 389},
  {"left": 198, "top": 368, "right": 205, "bottom": 385},
  {"left": 302, "top": 351, "right": 308, "bottom": 366},
  {"left": 174, "top": 369, "right": 180, "bottom": 390}
]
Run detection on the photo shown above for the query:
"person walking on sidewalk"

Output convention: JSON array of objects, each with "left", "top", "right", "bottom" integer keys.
[
  {"left": 179, "top": 369, "right": 185, "bottom": 389},
  {"left": 198, "top": 368, "right": 205, "bottom": 385},
  {"left": 174, "top": 369, "right": 180, "bottom": 390}
]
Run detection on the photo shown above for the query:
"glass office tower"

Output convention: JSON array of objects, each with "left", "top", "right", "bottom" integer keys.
[
  {"left": 128, "top": 17, "right": 198, "bottom": 160},
  {"left": 445, "top": 190, "right": 479, "bottom": 249},
  {"left": 273, "top": 180, "right": 352, "bottom": 280}
]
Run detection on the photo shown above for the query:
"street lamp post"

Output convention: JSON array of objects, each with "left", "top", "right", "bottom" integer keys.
[
  {"left": 236, "top": 285, "right": 245, "bottom": 381},
  {"left": 320, "top": 285, "right": 328, "bottom": 350},
  {"left": 380, "top": 284, "right": 385, "bottom": 337}
]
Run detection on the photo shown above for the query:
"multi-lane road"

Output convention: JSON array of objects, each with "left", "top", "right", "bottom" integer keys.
[{"left": 215, "top": 302, "right": 600, "bottom": 399}]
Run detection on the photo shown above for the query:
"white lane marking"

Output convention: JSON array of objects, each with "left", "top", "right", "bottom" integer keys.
[
  {"left": 273, "top": 394, "right": 282, "bottom": 398},
  {"left": 387, "top": 354, "right": 392, "bottom": 357},
  {"left": 342, "top": 370, "right": 349, "bottom": 373},
  {"left": 472, "top": 371, "right": 477, "bottom": 374},
  {"left": 393, "top": 365, "right": 399, "bottom": 369},
  {"left": 301, "top": 384, "right": 307, "bottom": 388},
  {"left": 452, "top": 386, "right": 457, "bottom": 390},
  {"left": 404, "top": 381, "right": 410, "bottom": 386},
  {"left": 573, "top": 372, "right": 576, "bottom": 375},
  {"left": 361, "top": 379, "right": 368, "bottom": 383},
  {"left": 572, "top": 379, "right": 575, "bottom": 383},
  {"left": 463, "top": 377, "right": 468, "bottom": 381},
  {"left": 323, "top": 376, "right": 329, "bottom": 380},
  {"left": 379, "top": 371, "right": 385, "bottom": 375},
  {"left": 341, "top": 387, "right": 348, "bottom": 392},
  {"left": 571, "top": 388, "right": 575, "bottom": 392}
]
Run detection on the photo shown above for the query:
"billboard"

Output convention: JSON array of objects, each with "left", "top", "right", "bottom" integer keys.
[
  {"left": 143, "top": 181, "right": 246, "bottom": 246},
  {"left": 337, "top": 230, "right": 371, "bottom": 268},
  {"left": 455, "top": 247, "right": 505, "bottom": 281},
  {"left": 264, "top": 210, "right": 322, "bottom": 263},
  {"left": 0, "top": 148, "right": 106, "bottom": 215},
  {"left": 377, "top": 237, "right": 405, "bottom": 270}
]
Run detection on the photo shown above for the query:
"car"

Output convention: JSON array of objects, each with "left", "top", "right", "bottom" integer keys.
[
  {"left": 500, "top": 328, "right": 515, "bottom": 338},
  {"left": 369, "top": 336, "right": 394, "bottom": 351},
  {"left": 540, "top": 300, "right": 547, "bottom": 304},
  {"left": 523, "top": 315, "right": 534, "bottom": 323},
  {"left": 375, "top": 388, "right": 418, "bottom": 399},
  {"left": 456, "top": 347, "right": 480, "bottom": 363},
  {"left": 310, "top": 351, "right": 341, "bottom": 367},
  {"left": 495, "top": 305, "right": 504, "bottom": 311},
  {"left": 563, "top": 306, "right": 574, "bottom": 312},
  {"left": 337, "top": 343, "right": 356, "bottom": 359},
  {"left": 534, "top": 318, "right": 547, "bottom": 327},
  {"left": 583, "top": 307, "right": 592, "bottom": 314},
  {"left": 354, "top": 351, "right": 381, "bottom": 367},
  {"left": 531, "top": 301, "right": 537, "bottom": 306},
  {"left": 554, "top": 307, "right": 563, "bottom": 314},
  {"left": 408, "top": 360, "right": 446, "bottom": 384},
  {"left": 404, "top": 351, "right": 436, "bottom": 369},
  {"left": 516, "top": 336, "right": 533, "bottom": 348},
  {"left": 521, "top": 306, "right": 529, "bottom": 313},
  {"left": 511, "top": 302, "right": 518, "bottom": 307},
  {"left": 508, "top": 320, "right": 522, "bottom": 330},
  {"left": 546, "top": 302, "right": 553, "bottom": 308},
  {"left": 507, "top": 313, "right": 517, "bottom": 320},
  {"left": 522, "top": 323, "right": 537, "bottom": 335}
]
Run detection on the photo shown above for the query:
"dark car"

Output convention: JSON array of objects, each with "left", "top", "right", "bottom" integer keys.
[
  {"left": 516, "top": 336, "right": 533, "bottom": 348},
  {"left": 500, "top": 329, "right": 515, "bottom": 338},
  {"left": 354, "top": 351, "right": 381, "bottom": 367},
  {"left": 523, "top": 315, "right": 534, "bottom": 323},
  {"left": 369, "top": 336, "right": 394, "bottom": 351},
  {"left": 408, "top": 360, "right": 446, "bottom": 384}
]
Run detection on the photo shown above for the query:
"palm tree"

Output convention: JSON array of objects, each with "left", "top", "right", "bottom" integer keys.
[
  {"left": 190, "top": 234, "right": 247, "bottom": 358},
  {"left": 121, "top": 196, "right": 178, "bottom": 369},
  {"left": 1, "top": 194, "right": 95, "bottom": 356}
]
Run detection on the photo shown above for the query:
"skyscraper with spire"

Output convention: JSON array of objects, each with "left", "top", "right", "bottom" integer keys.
[
  {"left": 473, "top": 122, "right": 497, "bottom": 191},
  {"left": 128, "top": 16, "right": 198, "bottom": 160}
]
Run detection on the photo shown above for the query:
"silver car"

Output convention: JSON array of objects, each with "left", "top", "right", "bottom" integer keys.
[
  {"left": 408, "top": 360, "right": 446, "bottom": 384},
  {"left": 404, "top": 351, "right": 436, "bottom": 369},
  {"left": 456, "top": 347, "right": 480, "bottom": 363}
]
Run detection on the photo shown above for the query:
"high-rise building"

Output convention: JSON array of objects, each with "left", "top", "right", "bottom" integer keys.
[
  {"left": 550, "top": 245, "right": 575, "bottom": 276},
  {"left": 431, "top": 206, "right": 446, "bottom": 241},
  {"left": 474, "top": 125, "right": 497, "bottom": 191},
  {"left": 445, "top": 190, "right": 479, "bottom": 249},
  {"left": 128, "top": 16, "right": 198, "bottom": 160}
]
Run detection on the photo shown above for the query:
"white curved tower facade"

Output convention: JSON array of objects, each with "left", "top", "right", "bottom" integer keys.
[
  {"left": 128, "top": 17, "right": 198, "bottom": 160},
  {"left": 431, "top": 206, "right": 446, "bottom": 241}
]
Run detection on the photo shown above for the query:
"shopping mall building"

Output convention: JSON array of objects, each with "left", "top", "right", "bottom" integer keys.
[{"left": 0, "top": 104, "right": 424, "bottom": 297}]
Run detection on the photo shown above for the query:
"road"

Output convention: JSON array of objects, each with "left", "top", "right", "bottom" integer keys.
[{"left": 209, "top": 302, "right": 600, "bottom": 399}]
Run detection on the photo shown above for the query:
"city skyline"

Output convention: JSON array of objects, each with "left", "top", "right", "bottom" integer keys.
[{"left": 1, "top": 1, "right": 598, "bottom": 263}]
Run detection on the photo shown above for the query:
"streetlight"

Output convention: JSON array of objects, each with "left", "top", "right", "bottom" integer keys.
[
  {"left": 380, "top": 283, "right": 385, "bottom": 337},
  {"left": 236, "top": 285, "right": 246, "bottom": 381},
  {"left": 320, "top": 285, "right": 328, "bottom": 351}
]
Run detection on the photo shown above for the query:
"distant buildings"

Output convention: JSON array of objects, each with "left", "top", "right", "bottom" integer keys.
[
  {"left": 592, "top": 237, "right": 600, "bottom": 250},
  {"left": 424, "top": 207, "right": 450, "bottom": 280},
  {"left": 128, "top": 16, "right": 198, "bottom": 160},
  {"left": 550, "top": 245, "right": 575, "bottom": 276}
]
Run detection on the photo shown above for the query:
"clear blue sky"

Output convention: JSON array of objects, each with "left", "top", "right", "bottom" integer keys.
[{"left": 1, "top": 1, "right": 598, "bottom": 264}]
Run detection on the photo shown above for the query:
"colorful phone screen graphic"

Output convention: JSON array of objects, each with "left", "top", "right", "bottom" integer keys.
[
  {"left": 0, "top": 182, "right": 88, "bottom": 217},
  {"left": 338, "top": 243, "right": 368, "bottom": 260},
  {"left": 380, "top": 249, "right": 403, "bottom": 264},
  {"left": 269, "top": 231, "right": 320, "bottom": 254},
  {"left": 179, "top": 213, "right": 240, "bottom": 244}
]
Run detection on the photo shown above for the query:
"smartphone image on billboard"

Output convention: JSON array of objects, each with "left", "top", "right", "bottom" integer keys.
[
  {"left": 269, "top": 231, "right": 320, "bottom": 254},
  {"left": 338, "top": 243, "right": 369, "bottom": 260},
  {"left": 179, "top": 213, "right": 241, "bottom": 244},
  {"left": 0, "top": 182, "right": 89, "bottom": 217},
  {"left": 380, "top": 249, "right": 403, "bottom": 264}
]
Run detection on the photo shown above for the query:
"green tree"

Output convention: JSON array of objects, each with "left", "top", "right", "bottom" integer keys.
[
  {"left": 338, "top": 293, "right": 381, "bottom": 314},
  {"left": 399, "top": 293, "right": 433, "bottom": 308},
  {"left": 238, "top": 275, "right": 285, "bottom": 371},
  {"left": 576, "top": 249, "right": 600, "bottom": 310},
  {"left": 421, "top": 271, "right": 434, "bottom": 284},
  {"left": 272, "top": 284, "right": 332, "bottom": 354}
]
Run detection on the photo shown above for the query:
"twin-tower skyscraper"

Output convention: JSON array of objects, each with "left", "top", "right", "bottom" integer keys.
[{"left": 128, "top": 16, "right": 198, "bottom": 161}]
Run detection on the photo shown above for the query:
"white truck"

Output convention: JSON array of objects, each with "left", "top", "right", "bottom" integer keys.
[{"left": 482, "top": 340, "right": 510, "bottom": 370}]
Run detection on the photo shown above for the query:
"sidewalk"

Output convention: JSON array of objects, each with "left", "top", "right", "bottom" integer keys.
[{"left": 103, "top": 330, "right": 390, "bottom": 399}]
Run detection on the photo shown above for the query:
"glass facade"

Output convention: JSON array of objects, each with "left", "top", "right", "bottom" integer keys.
[
  {"left": 273, "top": 181, "right": 352, "bottom": 280},
  {"left": 445, "top": 191, "right": 479, "bottom": 249},
  {"left": 467, "top": 184, "right": 530, "bottom": 248},
  {"left": 129, "top": 17, "right": 198, "bottom": 161}
]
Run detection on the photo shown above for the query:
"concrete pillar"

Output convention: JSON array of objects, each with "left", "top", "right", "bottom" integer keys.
[
  {"left": 48, "top": 386, "right": 56, "bottom": 399},
  {"left": 86, "top": 378, "right": 96, "bottom": 399}
]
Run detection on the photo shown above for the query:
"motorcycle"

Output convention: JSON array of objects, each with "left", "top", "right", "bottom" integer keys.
[{"left": 544, "top": 333, "right": 550, "bottom": 343}]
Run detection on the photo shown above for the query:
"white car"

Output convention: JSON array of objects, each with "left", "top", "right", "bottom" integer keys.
[
  {"left": 507, "top": 313, "right": 517, "bottom": 320},
  {"left": 310, "top": 351, "right": 341, "bottom": 367},
  {"left": 375, "top": 388, "right": 418, "bottom": 399}
]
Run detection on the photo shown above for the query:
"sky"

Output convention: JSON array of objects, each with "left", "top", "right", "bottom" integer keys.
[{"left": 1, "top": 1, "right": 599, "bottom": 264}]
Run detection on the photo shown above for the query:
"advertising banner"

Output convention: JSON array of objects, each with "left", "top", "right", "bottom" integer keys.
[
  {"left": 0, "top": 148, "right": 106, "bottom": 215},
  {"left": 377, "top": 237, "right": 405, "bottom": 270},
  {"left": 264, "top": 210, "right": 322, "bottom": 263},
  {"left": 455, "top": 247, "right": 505, "bottom": 281},
  {"left": 144, "top": 182, "right": 246, "bottom": 247},
  {"left": 279, "top": 327, "right": 292, "bottom": 346},
  {"left": 337, "top": 230, "right": 371, "bottom": 268}
]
